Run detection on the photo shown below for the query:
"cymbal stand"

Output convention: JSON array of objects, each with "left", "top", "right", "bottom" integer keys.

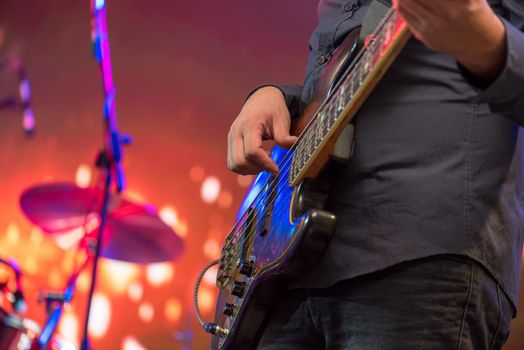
[
  {"left": 36, "top": 258, "right": 90, "bottom": 348},
  {"left": 81, "top": 0, "right": 129, "bottom": 349}
]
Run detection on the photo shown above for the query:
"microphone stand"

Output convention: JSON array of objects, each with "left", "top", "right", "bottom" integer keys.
[{"left": 80, "top": 1, "right": 129, "bottom": 349}]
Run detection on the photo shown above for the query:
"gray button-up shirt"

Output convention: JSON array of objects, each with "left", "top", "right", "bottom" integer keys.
[{"left": 271, "top": 0, "right": 524, "bottom": 311}]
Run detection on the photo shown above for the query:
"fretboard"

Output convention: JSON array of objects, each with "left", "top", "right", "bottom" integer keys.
[{"left": 289, "top": 9, "right": 410, "bottom": 186}]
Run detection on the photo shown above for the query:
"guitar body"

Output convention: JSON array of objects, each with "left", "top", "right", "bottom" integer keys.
[
  {"left": 209, "top": 8, "right": 412, "bottom": 347},
  {"left": 211, "top": 28, "right": 362, "bottom": 350}
]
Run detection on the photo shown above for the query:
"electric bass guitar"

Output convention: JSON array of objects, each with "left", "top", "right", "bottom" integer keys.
[{"left": 208, "top": 8, "right": 411, "bottom": 350}]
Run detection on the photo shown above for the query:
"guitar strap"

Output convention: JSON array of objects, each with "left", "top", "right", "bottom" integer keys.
[{"left": 360, "top": 0, "right": 392, "bottom": 40}]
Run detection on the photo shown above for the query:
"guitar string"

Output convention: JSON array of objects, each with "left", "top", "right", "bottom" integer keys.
[
  {"left": 219, "top": 9, "right": 399, "bottom": 269},
  {"left": 220, "top": 8, "right": 399, "bottom": 263},
  {"left": 218, "top": 43, "right": 399, "bottom": 275}
]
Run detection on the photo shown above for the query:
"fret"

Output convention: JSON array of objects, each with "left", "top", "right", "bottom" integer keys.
[
  {"left": 384, "top": 17, "right": 392, "bottom": 46},
  {"left": 356, "top": 68, "right": 363, "bottom": 88},
  {"left": 290, "top": 9, "right": 408, "bottom": 185},
  {"left": 315, "top": 117, "right": 323, "bottom": 146},
  {"left": 306, "top": 130, "right": 314, "bottom": 157},
  {"left": 345, "top": 79, "right": 354, "bottom": 102},
  {"left": 364, "top": 50, "right": 373, "bottom": 75},
  {"left": 336, "top": 87, "right": 346, "bottom": 114}
]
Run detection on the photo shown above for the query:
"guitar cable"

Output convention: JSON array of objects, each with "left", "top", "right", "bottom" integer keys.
[{"left": 193, "top": 259, "right": 229, "bottom": 337}]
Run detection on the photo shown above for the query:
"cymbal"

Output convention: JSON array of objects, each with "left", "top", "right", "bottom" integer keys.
[
  {"left": 19, "top": 183, "right": 102, "bottom": 233},
  {"left": 20, "top": 182, "right": 184, "bottom": 264},
  {"left": 92, "top": 201, "right": 185, "bottom": 264}
]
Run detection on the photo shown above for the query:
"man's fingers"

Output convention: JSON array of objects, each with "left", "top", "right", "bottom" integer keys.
[
  {"left": 228, "top": 127, "right": 262, "bottom": 175},
  {"left": 271, "top": 112, "right": 298, "bottom": 149},
  {"left": 243, "top": 127, "right": 279, "bottom": 175}
]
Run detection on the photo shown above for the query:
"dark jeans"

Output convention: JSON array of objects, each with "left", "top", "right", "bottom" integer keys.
[{"left": 256, "top": 255, "right": 513, "bottom": 350}]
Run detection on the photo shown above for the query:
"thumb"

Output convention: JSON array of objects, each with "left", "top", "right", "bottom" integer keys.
[{"left": 271, "top": 112, "right": 298, "bottom": 150}]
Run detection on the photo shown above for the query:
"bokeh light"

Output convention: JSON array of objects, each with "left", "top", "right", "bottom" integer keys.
[
  {"left": 175, "top": 220, "right": 188, "bottom": 238},
  {"left": 77, "top": 270, "right": 91, "bottom": 293},
  {"left": 217, "top": 190, "right": 233, "bottom": 209},
  {"left": 48, "top": 268, "right": 65, "bottom": 288},
  {"left": 23, "top": 255, "right": 38, "bottom": 275},
  {"left": 203, "top": 265, "right": 218, "bottom": 286},
  {"left": 189, "top": 165, "right": 205, "bottom": 183},
  {"left": 164, "top": 298, "right": 182, "bottom": 323},
  {"left": 88, "top": 292, "right": 112, "bottom": 339},
  {"left": 124, "top": 189, "right": 147, "bottom": 204},
  {"left": 203, "top": 238, "right": 220, "bottom": 260},
  {"left": 75, "top": 164, "right": 92, "bottom": 188},
  {"left": 127, "top": 281, "right": 144, "bottom": 302},
  {"left": 197, "top": 286, "right": 216, "bottom": 314},
  {"left": 201, "top": 176, "right": 221, "bottom": 204},
  {"left": 101, "top": 260, "right": 140, "bottom": 293},
  {"left": 29, "top": 227, "right": 44, "bottom": 246},
  {"left": 6, "top": 222, "right": 20, "bottom": 246},
  {"left": 159, "top": 206, "right": 178, "bottom": 226},
  {"left": 58, "top": 311, "right": 79, "bottom": 348},
  {"left": 138, "top": 302, "right": 154, "bottom": 323},
  {"left": 122, "top": 336, "right": 147, "bottom": 350},
  {"left": 146, "top": 263, "right": 175, "bottom": 287}
]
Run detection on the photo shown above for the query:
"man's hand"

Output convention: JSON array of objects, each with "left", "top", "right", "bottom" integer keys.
[
  {"left": 227, "top": 86, "right": 298, "bottom": 176},
  {"left": 393, "top": 0, "right": 507, "bottom": 84}
]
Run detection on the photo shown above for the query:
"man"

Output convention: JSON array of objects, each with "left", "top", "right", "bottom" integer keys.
[{"left": 227, "top": 0, "right": 524, "bottom": 349}]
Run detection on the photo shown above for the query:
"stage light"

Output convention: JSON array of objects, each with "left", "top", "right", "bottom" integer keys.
[
  {"left": 189, "top": 165, "right": 205, "bottom": 183},
  {"left": 127, "top": 281, "right": 144, "bottom": 302},
  {"left": 95, "top": 0, "right": 105, "bottom": 11},
  {"left": 138, "top": 302, "right": 154, "bottom": 323},
  {"left": 75, "top": 164, "right": 92, "bottom": 188},
  {"left": 88, "top": 293, "right": 111, "bottom": 339},
  {"left": 164, "top": 298, "right": 182, "bottom": 323},
  {"left": 121, "top": 336, "right": 147, "bottom": 350},
  {"left": 146, "top": 263, "right": 174, "bottom": 287},
  {"left": 201, "top": 176, "right": 221, "bottom": 204},
  {"left": 203, "top": 238, "right": 220, "bottom": 260}
]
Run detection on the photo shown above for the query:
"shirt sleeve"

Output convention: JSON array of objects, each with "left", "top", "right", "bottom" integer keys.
[
  {"left": 461, "top": 2, "right": 524, "bottom": 124},
  {"left": 245, "top": 83, "right": 304, "bottom": 119}
]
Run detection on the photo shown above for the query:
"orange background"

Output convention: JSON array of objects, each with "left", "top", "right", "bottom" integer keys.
[{"left": 0, "top": 1, "right": 522, "bottom": 349}]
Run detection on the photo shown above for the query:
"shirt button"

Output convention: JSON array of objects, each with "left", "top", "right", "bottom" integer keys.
[
  {"left": 344, "top": 3, "right": 355, "bottom": 11},
  {"left": 318, "top": 55, "right": 328, "bottom": 65}
]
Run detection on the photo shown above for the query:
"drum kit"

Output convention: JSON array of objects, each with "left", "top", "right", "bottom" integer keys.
[
  {"left": 0, "top": 182, "right": 185, "bottom": 349},
  {"left": 0, "top": 1, "right": 186, "bottom": 349}
]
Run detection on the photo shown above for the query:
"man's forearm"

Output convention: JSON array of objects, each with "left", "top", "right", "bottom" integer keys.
[{"left": 455, "top": 12, "right": 507, "bottom": 86}]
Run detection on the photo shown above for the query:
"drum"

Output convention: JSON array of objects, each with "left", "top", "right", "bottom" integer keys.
[{"left": 0, "top": 308, "right": 40, "bottom": 350}]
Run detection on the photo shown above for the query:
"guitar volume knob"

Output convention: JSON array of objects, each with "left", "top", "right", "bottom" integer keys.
[
  {"left": 223, "top": 303, "right": 235, "bottom": 316},
  {"left": 238, "top": 260, "right": 255, "bottom": 277},
  {"left": 231, "top": 281, "right": 246, "bottom": 298}
]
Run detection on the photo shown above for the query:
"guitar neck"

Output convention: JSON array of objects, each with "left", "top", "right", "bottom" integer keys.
[{"left": 289, "top": 9, "right": 411, "bottom": 187}]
